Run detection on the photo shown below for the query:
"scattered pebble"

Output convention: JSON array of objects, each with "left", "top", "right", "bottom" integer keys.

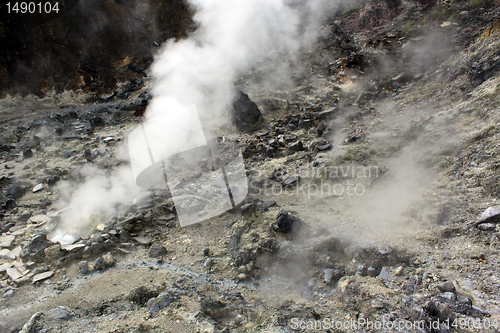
[
  {"left": 148, "top": 244, "right": 167, "bottom": 258},
  {"left": 32, "top": 184, "right": 43, "bottom": 193},
  {"left": 32, "top": 271, "right": 54, "bottom": 284},
  {"left": 78, "top": 260, "right": 89, "bottom": 274}
]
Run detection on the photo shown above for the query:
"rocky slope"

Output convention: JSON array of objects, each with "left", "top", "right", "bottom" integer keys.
[{"left": 1, "top": 1, "right": 500, "bottom": 332}]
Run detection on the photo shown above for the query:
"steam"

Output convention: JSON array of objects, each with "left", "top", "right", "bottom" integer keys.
[
  {"left": 146, "top": 0, "right": 330, "bottom": 125},
  {"left": 51, "top": 0, "right": 343, "bottom": 243},
  {"left": 51, "top": 149, "right": 145, "bottom": 244}
]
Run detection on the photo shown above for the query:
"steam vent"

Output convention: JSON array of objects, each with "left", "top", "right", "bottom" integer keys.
[{"left": 1, "top": 0, "right": 500, "bottom": 332}]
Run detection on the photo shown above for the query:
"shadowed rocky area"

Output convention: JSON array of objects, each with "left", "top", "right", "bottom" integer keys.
[{"left": 0, "top": 0, "right": 194, "bottom": 97}]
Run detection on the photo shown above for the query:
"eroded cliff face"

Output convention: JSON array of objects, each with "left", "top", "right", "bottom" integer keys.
[{"left": 0, "top": 0, "right": 194, "bottom": 97}]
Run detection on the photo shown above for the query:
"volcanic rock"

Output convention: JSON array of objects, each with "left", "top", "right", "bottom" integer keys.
[
  {"left": 378, "top": 267, "right": 390, "bottom": 281},
  {"left": 283, "top": 176, "right": 298, "bottom": 186},
  {"left": 287, "top": 141, "right": 304, "bottom": 154},
  {"left": 453, "top": 295, "right": 473, "bottom": 314},
  {"left": 43, "top": 244, "right": 64, "bottom": 261},
  {"left": 134, "top": 237, "right": 152, "bottom": 246},
  {"left": 148, "top": 244, "right": 167, "bottom": 258},
  {"left": 272, "top": 211, "right": 303, "bottom": 233},
  {"left": 102, "top": 253, "right": 116, "bottom": 267},
  {"left": 240, "top": 203, "right": 255, "bottom": 214},
  {"left": 317, "top": 143, "right": 332, "bottom": 151},
  {"left": 203, "top": 257, "right": 214, "bottom": 268},
  {"left": 146, "top": 298, "right": 160, "bottom": 312},
  {"left": 259, "top": 201, "right": 277, "bottom": 211},
  {"left": 94, "top": 257, "right": 106, "bottom": 270},
  {"left": 316, "top": 108, "right": 336, "bottom": 120},
  {"left": 47, "top": 306, "right": 72, "bottom": 320},
  {"left": 477, "top": 223, "right": 496, "bottom": 231},
  {"left": 89, "top": 116, "right": 105, "bottom": 127},
  {"left": 32, "top": 270, "right": 54, "bottom": 284},
  {"left": 20, "top": 234, "right": 55, "bottom": 262},
  {"left": 18, "top": 312, "right": 43, "bottom": 333},
  {"left": 323, "top": 268, "right": 335, "bottom": 283},
  {"left": 7, "top": 185, "right": 28, "bottom": 199},
  {"left": 32, "top": 184, "right": 44, "bottom": 193},
  {"left": 6, "top": 267, "right": 23, "bottom": 282},
  {"left": 231, "top": 89, "right": 264, "bottom": 133},
  {"left": 119, "top": 230, "right": 130, "bottom": 242},
  {"left": 474, "top": 206, "right": 500, "bottom": 226},
  {"left": 437, "top": 281, "right": 456, "bottom": 293},
  {"left": 317, "top": 122, "right": 327, "bottom": 137},
  {"left": 78, "top": 260, "right": 89, "bottom": 274},
  {"left": 128, "top": 285, "right": 159, "bottom": 305},
  {"left": 156, "top": 291, "right": 176, "bottom": 308},
  {"left": 4, "top": 198, "right": 16, "bottom": 209},
  {"left": 0, "top": 235, "right": 15, "bottom": 248},
  {"left": 23, "top": 148, "right": 33, "bottom": 158},
  {"left": 90, "top": 242, "right": 103, "bottom": 254},
  {"left": 19, "top": 210, "right": 33, "bottom": 222}
]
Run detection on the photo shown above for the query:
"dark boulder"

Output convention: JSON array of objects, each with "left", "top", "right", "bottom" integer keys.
[
  {"left": 23, "top": 148, "right": 33, "bottom": 158},
  {"left": 200, "top": 296, "right": 228, "bottom": 321},
  {"left": 148, "top": 244, "right": 167, "bottom": 258},
  {"left": 20, "top": 234, "right": 55, "bottom": 262},
  {"left": 231, "top": 89, "right": 264, "bottom": 133},
  {"left": 287, "top": 141, "right": 304, "bottom": 154},
  {"left": 90, "top": 116, "right": 105, "bottom": 128},
  {"left": 128, "top": 285, "right": 159, "bottom": 306},
  {"left": 272, "top": 211, "right": 303, "bottom": 233}
]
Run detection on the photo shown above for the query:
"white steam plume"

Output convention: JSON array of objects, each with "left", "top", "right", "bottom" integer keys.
[
  {"left": 52, "top": 0, "right": 342, "bottom": 243},
  {"left": 147, "top": 0, "right": 339, "bottom": 125}
]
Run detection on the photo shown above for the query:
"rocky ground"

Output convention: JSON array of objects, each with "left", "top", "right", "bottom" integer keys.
[{"left": 1, "top": 1, "right": 500, "bottom": 332}]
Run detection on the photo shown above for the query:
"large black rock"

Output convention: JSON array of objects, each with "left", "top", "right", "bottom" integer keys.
[
  {"left": 231, "top": 89, "right": 264, "bottom": 133},
  {"left": 20, "top": 234, "right": 55, "bottom": 262},
  {"left": 272, "top": 211, "right": 303, "bottom": 233}
]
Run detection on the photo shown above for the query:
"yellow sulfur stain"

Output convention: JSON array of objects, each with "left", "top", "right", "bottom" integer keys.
[{"left": 481, "top": 20, "right": 500, "bottom": 38}]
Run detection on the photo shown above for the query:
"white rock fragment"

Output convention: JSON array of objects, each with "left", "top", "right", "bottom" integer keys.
[
  {"left": 2, "top": 289, "right": 15, "bottom": 298},
  {"left": 8, "top": 246, "right": 22, "bottom": 259},
  {"left": 32, "top": 184, "right": 44, "bottom": 193},
  {"left": 29, "top": 215, "right": 50, "bottom": 225},
  {"left": 12, "top": 226, "right": 33, "bottom": 236},
  {"left": 0, "top": 248, "right": 14, "bottom": 260},
  {"left": 6, "top": 267, "right": 23, "bottom": 282},
  {"left": 63, "top": 243, "right": 85, "bottom": 252},
  {"left": 19, "top": 312, "right": 43, "bottom": 333},
  {"left": 32, "top": 271, "right": 54, "bottom": 284},
  {"left": 0, "top": 235, "right": 15, "bottom": 248},
  {"left": 0, "top": 263, "right": 13, "bottom": 272},
  {"left": 12, "top": 261, "right": 25, "bottom": 270}
]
